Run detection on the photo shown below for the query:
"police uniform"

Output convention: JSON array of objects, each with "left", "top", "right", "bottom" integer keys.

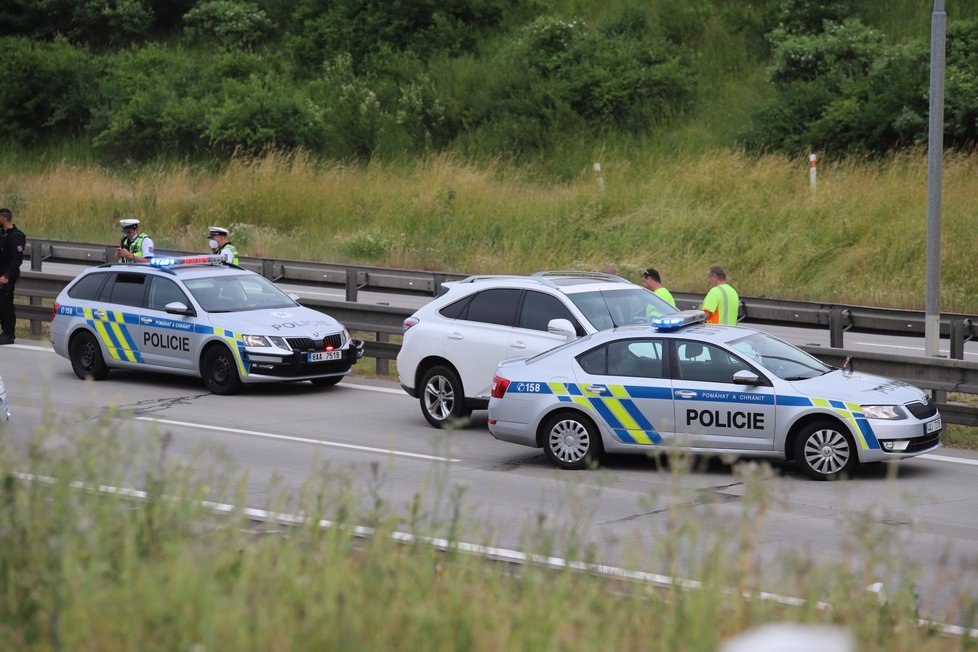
[
  {"left": 0, "top": 219, "right": 26, "bottom": 342},
  {"left": 208, "top": 226, "right": 239, "bottom": 265},
  {"left": 118, "top": 218, "right": 155, "bottom": 262}
]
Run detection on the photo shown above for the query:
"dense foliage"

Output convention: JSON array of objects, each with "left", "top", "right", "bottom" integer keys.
[{"left": 1, "top": 0, "right": 977, "bottom": 161}]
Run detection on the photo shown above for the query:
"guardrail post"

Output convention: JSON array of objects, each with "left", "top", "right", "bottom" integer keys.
[
  {"left": 950, "top": 318, "right": 972, "bottom": 360},
  {"left": 829, "top": 309, "right": 845, "bottom": 348},
  {"left": 432, "top": 274, "right": 447, "bottom": 297},
  {"left": 345, "top": 270, "right": 358, "bottom": 302},
  {"left": 105, "top": 246, "right": 117, "bottom": 263},
  {"left": 376, "top": 332, "right": 390, "bottom": 376},
  {"left": 261, "top": 258, "right": 275, "bottom": 280},
  {"left": 31, "top": 245, "right": 43, "bottom": 272}
]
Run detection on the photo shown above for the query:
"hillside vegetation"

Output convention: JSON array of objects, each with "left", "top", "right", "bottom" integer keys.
[{"left": 2, "top": 0, "right": 978, "bottom": 310}]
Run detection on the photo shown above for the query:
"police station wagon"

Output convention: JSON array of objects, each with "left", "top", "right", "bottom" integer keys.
[
  {"left": 50, "top": 256, "right": 364, "bottom": 394},
  {"left": 487, "top": 311, "right": 943, "bottom": 480}
]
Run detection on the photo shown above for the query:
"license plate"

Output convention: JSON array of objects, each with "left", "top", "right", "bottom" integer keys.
[
  {"left": 925, "top": 418, "right": 942, "bottom": 434},
  {"left": 308, "top": 350, "right": 342, "bottom": 363}
]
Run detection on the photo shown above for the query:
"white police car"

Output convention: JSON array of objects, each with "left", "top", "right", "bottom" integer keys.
[
  {"left": 50, "top": 256, "right": 364, "bottom": 394},
  {"left": 488, "top": 311, "right": 943, "bottom": 480}
]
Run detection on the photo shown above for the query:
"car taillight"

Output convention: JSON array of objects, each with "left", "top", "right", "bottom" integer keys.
[
  {"left": 402, "top": 317, "right": 419, "bottom": 333},
  {"left": 491, "top": 376, "right": 510, "bottom": 398},
  {"left": 51, "top": 302, "right": 60, "bottom": 320}
]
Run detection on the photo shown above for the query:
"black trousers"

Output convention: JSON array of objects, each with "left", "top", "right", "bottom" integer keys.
[{"left": 0, "top": 280, "right": 15, "bottom": 336}]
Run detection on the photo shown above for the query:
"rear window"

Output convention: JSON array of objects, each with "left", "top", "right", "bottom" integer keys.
[
  {"left": 67, "top": 273, "right": 109, "bottom": 300},
  {"left": 104, "top": 273, "right": 147, "bottom": 307}
]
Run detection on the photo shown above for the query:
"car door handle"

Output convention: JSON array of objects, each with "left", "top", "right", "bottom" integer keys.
[
  {"left": 93, "top": 310, "right": 106, "bottom": 319},
  {"left": 584, "top": 384, "right": 607, "bottom": 394},
  {"left": 448, "top": 332, "right": 463, "bottom": 341},
  {"left": 675, "top": 390, "right": 697, "bottom": 399},
  {"left": 511, "top": 341, "right": 527, "bottom": 350}
]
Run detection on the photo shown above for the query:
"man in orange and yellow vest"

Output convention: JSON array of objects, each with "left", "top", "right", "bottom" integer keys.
[{"left": 701, "top": 265, "right": 739, "bottom": 325}]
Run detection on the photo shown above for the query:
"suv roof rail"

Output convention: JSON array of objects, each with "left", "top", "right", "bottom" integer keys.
[
  {"left": 531, "top": 270, "right": 629, "bottom": 283},
  {"left": 455, "top": 274, "right": 555, "bottom": 286}
]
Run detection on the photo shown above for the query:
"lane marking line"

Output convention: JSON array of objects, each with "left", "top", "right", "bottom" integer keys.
[
  {"left": 135, "top": 416, "right": 460, "bottom": 463},
  {"left": 919, "top": 453, "right": 978, "bottom": 467}
]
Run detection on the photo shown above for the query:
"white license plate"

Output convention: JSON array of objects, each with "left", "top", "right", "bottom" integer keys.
[
  {"left": 308, "top": 350, "right": 342, "bottom": 363},
  {"left": 926, "top": 418, "right": 942, "bottom": 434}
]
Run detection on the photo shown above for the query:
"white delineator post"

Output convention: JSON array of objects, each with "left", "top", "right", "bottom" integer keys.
[
  {"left": 594, "top": 162, "right": 605, "bottom": 193},
  {"left": 809, "top": 153, "right": 817, "bottom": 193}
]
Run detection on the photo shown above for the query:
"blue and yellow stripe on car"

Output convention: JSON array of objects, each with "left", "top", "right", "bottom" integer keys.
[
  {"left": 84, "top": 307, "right": 142, "bottom": 363},
  {"left": 545, "top": 382, "right": 662, "bottom": 444}
]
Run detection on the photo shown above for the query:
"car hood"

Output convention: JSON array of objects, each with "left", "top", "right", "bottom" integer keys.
[
  {"left": 788, "top": 369, "right": 930, "bottom": 405},
  {"left": 205, "top": 306, "right": 343, "bottom": 337}
]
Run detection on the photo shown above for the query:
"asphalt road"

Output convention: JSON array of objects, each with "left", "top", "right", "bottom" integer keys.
[{"left": 2, "top": 340, "right": 977, "bottom": 625}]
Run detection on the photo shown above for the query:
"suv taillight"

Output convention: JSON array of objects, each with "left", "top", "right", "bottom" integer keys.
[
  {"left": 51, "top": 302, "right": 60, "bottom": 320},
  {"left": 402, "top": 317, "right": 419, "bottom": 333},
  {"left": 491, "top": 376, "right": 510, "bottom": 399}
]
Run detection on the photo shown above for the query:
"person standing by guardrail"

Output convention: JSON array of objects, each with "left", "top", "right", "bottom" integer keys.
[
  {"left": 702, "top": 264, "right": 739, "bottom": 324},
  {"left": 116, "top": 218, "right": 154, "bottom": 263},
  {"left": 642, "top": 267, "right": 676, "bottom": 308},
  {"left": 207, "top": 226, "right": 239, "bottom": 265},
  {"left": 0, "top": 208, "right": 26, "bottom": 345}
]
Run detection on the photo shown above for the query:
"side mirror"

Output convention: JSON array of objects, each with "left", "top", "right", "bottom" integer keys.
[
  {"left": 547, "top": 318, "right": 577, "bottom": 340},
  {"left": 164, "top": 301, "right": 194, "bottom": 316},
  {"left": 732, "top": 369, "right": 762, "bottom": 386}
]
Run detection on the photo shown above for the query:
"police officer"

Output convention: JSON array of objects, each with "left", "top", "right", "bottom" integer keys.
[
  {"left": 116, "top": 218, "right": 155, "bottom": 263},
  {"left": 701, "top": 265, "right": 739, "bottom": 325},
  {"left": 642, "top": 267, "right": 676, "bottom": 308},
  {"left": 0, "top": 208, "right": 26, "bottom": 344},
  {"left": 208, "top": 226, "right": 238, "bottom": 265}
]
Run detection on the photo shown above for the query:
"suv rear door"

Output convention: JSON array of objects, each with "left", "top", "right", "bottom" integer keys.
[
  {"left": 508, "top": 289, "right": 582, "bottom": 360},
  {"left": 445, "top": 288, "right": 521, "bottom": 399}
]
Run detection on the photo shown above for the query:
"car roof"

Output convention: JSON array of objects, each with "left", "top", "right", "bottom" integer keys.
[
  {"left": 447, "top": 271, "right": 638, "bottom": 294},
  {"left": 85, "top": 260, "right": 252, "bottom": 280}
]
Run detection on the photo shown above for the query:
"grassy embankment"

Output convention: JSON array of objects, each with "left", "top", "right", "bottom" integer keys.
[{"left": 0, "top": 414, "right": 973, "bottom": 650}]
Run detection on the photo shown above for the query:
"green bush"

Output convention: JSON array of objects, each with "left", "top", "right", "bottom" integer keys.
[
  {"left": 0, "top": 36, "right": 101, "bottom": 144},
  {"left": 183, "top": 0, "right": 272, "bottom": 50},
  {"left": 0, "top": 0, "right": 154, "bottom": 46}
]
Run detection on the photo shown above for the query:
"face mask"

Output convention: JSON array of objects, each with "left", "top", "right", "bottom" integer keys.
[{"left": 209, "top": 239, "right": 218, "bottom": 250}]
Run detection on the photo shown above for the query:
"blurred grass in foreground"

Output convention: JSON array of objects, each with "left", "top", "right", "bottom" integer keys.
[
  {"left": 0, "top": 413, "right": 974, "bottom": 650},
  {"left": 3, "top": 149, "right": 977, "bottom": 312}
]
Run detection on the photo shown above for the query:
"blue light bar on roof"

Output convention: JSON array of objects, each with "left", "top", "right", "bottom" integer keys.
[
  {"left": 650, "top": 309, "right": 707, "bottom": 331},
  {"left": 151, "top": 255, "right": 225, "bottom": 267}
]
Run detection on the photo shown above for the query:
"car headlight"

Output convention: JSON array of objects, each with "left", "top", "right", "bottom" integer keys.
[
  {"left": 241, "top": 334, "right": 271, "bottom": 347},
  {"left": 861, "top": 404, "right": 907, "bottom": 420}
]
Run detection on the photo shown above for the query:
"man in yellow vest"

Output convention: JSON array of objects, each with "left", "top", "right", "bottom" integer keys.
[
  {"left": 701, "top": 265, "right": 739, "bottom": 325},
  {"left": 642, "top": 267, "right": 676, "bottom": 307},
  {"left": 116, "top": 218, "right": 154, "bottom": 263},
  {"left": 208, "top": 226, "right": 239, "bottom": 265}
]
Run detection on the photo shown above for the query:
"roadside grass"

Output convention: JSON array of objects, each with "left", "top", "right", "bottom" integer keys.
[
  {"left": 4, "top": 149, "right": 978, "bottom": 312},
  {"left": 0, "top": 416, "right": 974, "bottom": 650}
]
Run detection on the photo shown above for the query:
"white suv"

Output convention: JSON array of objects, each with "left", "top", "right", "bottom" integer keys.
[{"left": 397, "top": 271, "right": 678, "bottom": 428}]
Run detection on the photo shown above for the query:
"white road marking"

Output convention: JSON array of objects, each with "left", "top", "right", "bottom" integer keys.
[
  {"left": 919, "top": 453, "right": 978, "bottom": 467},
  {"left": 136, "top": 416, "right": 461, "bottom": 463},
  {"left": 3, "top": 343, "right": 55, "bottom": 353},
  {"left": 338, "top": 382, "right": 407, "bottom": 395},
  {"left": 850, "top": 340, "right": 978, "bottom": 358}
]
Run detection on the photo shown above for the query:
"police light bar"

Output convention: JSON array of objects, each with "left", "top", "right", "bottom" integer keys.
[
  {"left": 650, "top": 309, "right": 707, "bottom": 331},
  {"left": 151, "top": 255, "right": 226, "bottom": 267}
]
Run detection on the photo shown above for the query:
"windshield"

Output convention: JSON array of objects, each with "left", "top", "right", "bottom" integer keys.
[
  {"left": 569, "top": 288, "right": 678, "bottom": 330},
  {"left": 728, "top": 332, "right": 832, "bottom": 381},
  {"left": 184, "top": 274, "right": 297, "bottom": 312}
]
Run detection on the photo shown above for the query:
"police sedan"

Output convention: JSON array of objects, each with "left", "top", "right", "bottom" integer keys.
[
  {"left": 50, "top": 256, "right": 364, "bottom": 394},
  {"left": 487, "top": 311, "right": 942, "bottom": 480}
]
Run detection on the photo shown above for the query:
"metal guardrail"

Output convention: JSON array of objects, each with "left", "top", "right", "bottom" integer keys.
[{"left": 13, "top": 269, "right": 978, "bottom": 425}]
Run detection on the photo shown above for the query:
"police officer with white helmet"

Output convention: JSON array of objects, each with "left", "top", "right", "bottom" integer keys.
[
  {"left": 116, "top": 218, "right": 155, "bottom": 263},
  {"left": 208, "top": 226, "right": 239, "bottom": 265}
]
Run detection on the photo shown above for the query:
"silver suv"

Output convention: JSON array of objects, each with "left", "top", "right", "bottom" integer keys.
[{"left": 397, "top": 271, "right": 678, "bottom": 428}]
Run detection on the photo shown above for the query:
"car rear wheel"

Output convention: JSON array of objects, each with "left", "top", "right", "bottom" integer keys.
[
  {"left": 69, "top": 331, "right": 110, "bottom": 381},
  {"left": 420, "top": 365, "right": 470, "bottom": 428},
  {"left": 794, "top": 420, "right": 857, "bottom": 480},
  {"left": 542, "top": 412, "right": 601, "bottom": 470},
  {"left": 309, "top": 376, "right": 342, "bottom": 387},
  {"left": 202, "top": 345, "right": 243, "bottom": 395}
]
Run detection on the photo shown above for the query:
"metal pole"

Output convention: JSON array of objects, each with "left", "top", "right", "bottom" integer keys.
[{"left": 924, "top": 0, "right": 946, "bottom": 357}]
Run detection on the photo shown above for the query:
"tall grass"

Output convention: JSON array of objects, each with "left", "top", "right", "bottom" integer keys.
[
  {"left": 0, "top": 412, "right": 973, "bottom": 650},
  {"left": 2, "top": 149, "right": 976, "bottom": 311}
]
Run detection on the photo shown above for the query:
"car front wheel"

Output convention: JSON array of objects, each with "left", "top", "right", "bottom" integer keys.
[
  {"left": 542, "top": 412, "right": 602, "bottom": 470},
  {"left": 69, "top": 331, "right": 110, "bottom": 381},
  {"left": 794, "top": 420, "right": 857, "bottom": 480},
  {"left": 202, "top": 345, "right": 243, "bottom": 395},
  {"left": 420, "top": 365, "right": 470, "bottom": 428}
]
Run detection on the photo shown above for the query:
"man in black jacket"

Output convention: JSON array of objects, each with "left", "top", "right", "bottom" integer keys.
[{"left": 0, "top": 208, "right": 26, "bottom": 344}]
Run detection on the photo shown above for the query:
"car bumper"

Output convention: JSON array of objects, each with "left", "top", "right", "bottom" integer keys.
[
  {"left": 243, "top": 339, "right": 364, "bottom": 381},
  {"left": 855, "top": 416, "right": 943, "bottom": 462}
]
